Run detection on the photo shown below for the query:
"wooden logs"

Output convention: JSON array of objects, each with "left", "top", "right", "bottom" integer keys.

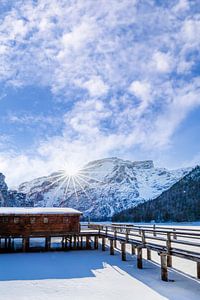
[
  {"left": 137, "top": 247, "right": 143, "bottom": 269},
  {"left": 110, "top": 239, "right": 114, "bottom": 255},
  {"left": 131, "top": 244, "right": 136, "bottom": 255},
  {"left": 121, "top": 242, "right": 126, "bottom": 261},
  {"left": 166, "top": 233, "right": 172, "bottom": 267},
  {"left": 102, "top": 237, "right": 106, "bottom": 251},
  {"left": 160, "top": 254, "right": 168, "bottom": 281},
  {"left": 94, "top": 236, "right": 99, "bottom": 249},
  {"left": 197, "top": 262, "right": 200, "bottom": 279},
  {"left": 147, "top": 248, "right": 151, "bottom": 260}
]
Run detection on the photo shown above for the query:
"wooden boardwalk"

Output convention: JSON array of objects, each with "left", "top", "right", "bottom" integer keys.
[
  {"left": 88, "top": 223, "right": 200, "bottom": 281},
  {"left": 0, "top": 223, "right": 200, "bottom": 282}
]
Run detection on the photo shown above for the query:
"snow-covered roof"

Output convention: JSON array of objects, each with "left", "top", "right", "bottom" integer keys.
[{"left": 0, "top": 207, "right": 82, "bottom": 215}]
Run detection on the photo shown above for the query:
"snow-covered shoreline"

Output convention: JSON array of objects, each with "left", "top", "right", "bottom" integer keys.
[{"left": 0, "top": 242, "right": 199, "bottom": 300}]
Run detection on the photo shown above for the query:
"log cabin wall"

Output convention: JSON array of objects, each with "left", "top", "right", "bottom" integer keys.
[{"left": 0, "top": 214, "right": 80, "bottom": 237}]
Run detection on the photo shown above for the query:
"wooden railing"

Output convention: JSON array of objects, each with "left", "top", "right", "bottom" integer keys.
[{"left": 88, "top": 223, "right": 200, "bottom": 281}]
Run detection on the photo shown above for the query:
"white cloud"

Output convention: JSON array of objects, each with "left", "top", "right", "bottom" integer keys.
[
  {"left": 152, "top": 51, "right": 173, "bottom": 73},
  {"left": 0, "top": 0, "right": 200, "bottom": 185}
]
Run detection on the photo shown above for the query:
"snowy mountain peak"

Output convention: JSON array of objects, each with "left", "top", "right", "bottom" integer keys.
[{"left": 17, "top": 158, "right": 191, "bottom": 220}]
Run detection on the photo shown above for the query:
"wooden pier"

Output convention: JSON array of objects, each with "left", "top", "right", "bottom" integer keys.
[{"left": 0, "top": 220, "right": 200, "bottom": 282}]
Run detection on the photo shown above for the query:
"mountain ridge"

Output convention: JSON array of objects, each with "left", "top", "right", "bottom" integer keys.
[{"left": 17, "top": 157, "right": 191, "bottom": 220}]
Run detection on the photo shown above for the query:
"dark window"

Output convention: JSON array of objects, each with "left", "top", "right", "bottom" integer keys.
[
  {"left": 63, "top": 217, "right": 69, "bottom": 223},
  {"left": 3, "top": 217, "right": 8, "bottom": 223},
  {"left": 30, "top": 217, "right": 36, "bottom": 224},
  {"left": 44, "top": 217, "right": 48, "bottom": 224},
  {"left": 14, "top": 217, "right": 20, "bottom": 224}
]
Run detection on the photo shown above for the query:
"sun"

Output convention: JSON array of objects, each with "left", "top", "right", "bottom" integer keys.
[{"left": 63, "top": 163, "right": 80, "bottom": 177}]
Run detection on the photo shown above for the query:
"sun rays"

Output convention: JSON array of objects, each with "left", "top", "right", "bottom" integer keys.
[{"left": 40, "top": 163, "right": 106, "bottom": 205}]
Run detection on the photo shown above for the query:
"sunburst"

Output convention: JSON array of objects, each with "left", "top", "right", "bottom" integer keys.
[{"left": 41, "top": 162, "right": 106, "bottom": 206}]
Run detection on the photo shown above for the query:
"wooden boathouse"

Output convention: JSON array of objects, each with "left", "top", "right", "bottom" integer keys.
[{"left": 0, "top": 207, "right": 82, "bottom": 251}]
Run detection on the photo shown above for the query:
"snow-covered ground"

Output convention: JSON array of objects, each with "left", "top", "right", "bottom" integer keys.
[{"left": 0, "top": 242, "right": 200, "bottom": 300}]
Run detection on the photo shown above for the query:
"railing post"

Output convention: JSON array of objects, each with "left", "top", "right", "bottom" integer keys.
[
  {"left": 126, "top": 228, "right": 129, "bottom": 242},
  {"left": 153, "top": 224, "right": 156, "bottom": 237},
  {"left": 160, "top": 253, "right": 168, "bottom": 281},
  {"left": 141, "top": 230, "right": 146, "bottom": 246},
  {"left": 173, "top": 229, "right": 177, "bottom": 240},
  {"left": 114, "top": 229, "right": 117, "bottom": 247},
  {"left": 166, "top": 232, "right": 172, "bottom": 267},
  {"left": 105, "top": 226, "right": 108, "bottom": 237}
]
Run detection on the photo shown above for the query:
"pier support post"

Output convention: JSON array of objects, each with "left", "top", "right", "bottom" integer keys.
[
  {"left": 147, "top": 248, "right": 151, "bottom": 260},
  {"left": 94, "top": 236, "right": 98, "bottom": 249},
  {"left": 86, "top": 236, "right": 91, "bottom": 249},
  {"left": 102, "top": 237, "right": 106, "bottom": 251},
  {"left": 137, "top": 247, "right": 143, "bottom": 269},
  {"left": 160, "top": 254, "right": 168, "bottom": 281},
  {"left": 22, "top": 237, "right": 29, "bottom": 252},
  {"left": 110, "top": 239, "right": 114, "bottom": 255},
  {"left": 80, "top": 236, "right": 83, "bottom": 249},
  {"left": 45, "top": 237, "right": 51, "bottom": 251},
  {"left": 197, "top": 262, "right": 200, "bottom": 279},
  {"left": 131, "top": 244, "right": 136, "bottom": 255},
  {"left": 121, "top": 242, "right": 126, "bottom": 261},
  {"left": 69, "top": 236, "right": 72, "bottom": 249}
]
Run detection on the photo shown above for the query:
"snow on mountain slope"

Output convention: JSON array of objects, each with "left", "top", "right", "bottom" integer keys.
[{"left": 18, "top": 158, "right": 191, "bottom": 219}]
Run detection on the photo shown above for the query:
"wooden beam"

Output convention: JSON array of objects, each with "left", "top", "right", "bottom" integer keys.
[
  {"left": 147, "top": 248, "right": 151, "bottom": 260},
  {"left": 160, "top": 254, "right": 168, "bottom": 281},
  {"left": 22, "top": 237, "right": 29, "bottom": 252},
  {"left": 137, "top": 247, "right": 143, "bottom": 269},
  {"left": 166, "top": 233, "right": 172, "bottom": 267},
  {"left": 102, "top": 237, "right": 106, "bottom": 251},
  {"left": 94, "top": 236, "right": 98, "bottom": 249},
  {"left": 121, "top": 242, "right": 126, "bottom": 261},
  {"left": 110, "top": 239, "right": 114, "bottom": 255},
  {"left": 131, "top": 244, "right": 136, "bottom": 255},
  {"left": 197, "top": 262, "right": 200, "bottom": 279},
  {"left": 45, "top": 237, "right": 51, "bottom": 251},
  {"left": 86, "top": 236, "right": 91, "bottom": 249}
]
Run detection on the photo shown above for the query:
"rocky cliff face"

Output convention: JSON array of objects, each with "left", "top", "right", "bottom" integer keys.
[
  {"left": 0, "top": 173, "right": 27, "bottom": 207},
  {"left": 18, "top": 158, "right": 190, "bottom": 220}
]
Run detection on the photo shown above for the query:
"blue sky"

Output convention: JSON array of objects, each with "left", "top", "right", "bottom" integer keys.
[{"left": 0, "top": 0, "right": 200, "bottom": 186}]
